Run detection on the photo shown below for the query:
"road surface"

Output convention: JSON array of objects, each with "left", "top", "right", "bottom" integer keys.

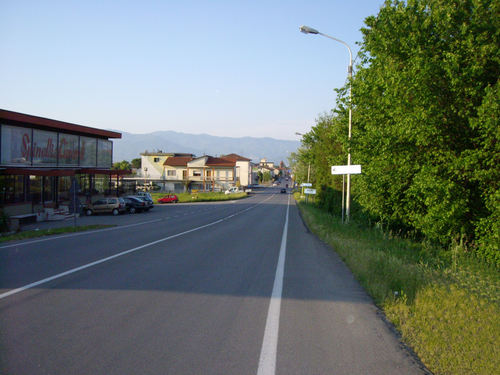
[{"left": 0, "top": 187, "right": 427, "bottom": 374}]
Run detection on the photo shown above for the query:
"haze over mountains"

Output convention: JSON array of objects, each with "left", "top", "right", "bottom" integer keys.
[{"left": 112, "top": 130, "right": 300, "bottom": 165}]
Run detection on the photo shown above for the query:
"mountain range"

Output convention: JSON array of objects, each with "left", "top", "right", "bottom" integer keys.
[{"left": 112, "top": 130, "right": 300, "bottom": 165}]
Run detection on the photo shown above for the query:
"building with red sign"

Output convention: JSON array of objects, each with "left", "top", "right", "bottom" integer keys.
[{"left": 0, "top": 109, "right": 127, "bottom": 219}]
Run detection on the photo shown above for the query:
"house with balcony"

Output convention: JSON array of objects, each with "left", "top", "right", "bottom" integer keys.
[
  {"left": 163, "top": 155, "right": 238, "bottom": 192},
  {"left": 134, "top": 151, "right": 194, "bottom": 191}
]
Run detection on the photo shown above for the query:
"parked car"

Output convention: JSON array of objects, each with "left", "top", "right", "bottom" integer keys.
[
  {"left": 136, "top": 191, "right": 153, "bottom": 201},
  {"left": 158, "top": 194, "right": 179, "bottom": 204},
  {"left": 84, "top": 197, "right": 126, "bottom": 216},
  {"left": 123, "top": 196, "right": 148, "bottom": 213},
  {"left": 126, "top": 195, "right": 153, "bottom": 210},
  {"left": 225, "top": 187, "right": 241, "bottom": 195},
  {"left": 281, "top": 188, "right": 287, "bottom": 194}
]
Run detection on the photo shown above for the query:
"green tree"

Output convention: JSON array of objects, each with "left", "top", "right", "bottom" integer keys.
[
  {"left": 112, "top": 160, "right": 132, "bottom": 171},
  {"left": 349, "top": 0, "right": 499, "bottom": 252},
  {"left": 131, "top": 158, "right": 141, "bottom": 169}
]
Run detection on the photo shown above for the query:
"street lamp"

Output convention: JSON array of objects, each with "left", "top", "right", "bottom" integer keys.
[{"left": 299, "top": 25, "right": 353, "bottom": 222}]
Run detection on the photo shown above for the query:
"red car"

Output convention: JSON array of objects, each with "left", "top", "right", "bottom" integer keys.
[{"left": 158, "top": 194, "right": 179, "bottom": 204}]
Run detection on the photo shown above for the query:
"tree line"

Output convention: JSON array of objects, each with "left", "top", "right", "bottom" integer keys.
[{"left": 291, "top": 0, "right": 499, "bottom": 266}]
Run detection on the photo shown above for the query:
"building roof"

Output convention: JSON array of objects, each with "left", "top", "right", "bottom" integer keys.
[
  {"left": 163, "top": 156, "right": 194, "bottom": 167},
  {"left": 141, "top": 152, "right": 194, "bottom": 157},
  {"left": 0, "top": 109, "right": 121, "bottom": 139},
  {"left": 221, "top": 153, "right": 252, "bottom": 162},
  {"left": 205, "top": 156, "right": 235, "bottom": 167}
]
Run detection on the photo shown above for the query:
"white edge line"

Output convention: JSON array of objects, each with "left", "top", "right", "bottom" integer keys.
[
  {"left": 0, "top": 193, "right": 277, "bottom": 300},
  {"left": 0, "top": 219, "right": 163, "bottom": 249},
  {"left": 257, "top": 193, "right": 290, "bottom": 375}
]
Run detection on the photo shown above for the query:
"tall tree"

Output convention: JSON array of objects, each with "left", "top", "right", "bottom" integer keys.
[{"left": 349, "top": 0, "right": 499, "bottom": 251}]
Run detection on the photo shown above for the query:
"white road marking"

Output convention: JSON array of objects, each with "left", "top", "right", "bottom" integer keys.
[
  {"left": 257, "top": 193, "right": 290, "bottom": 375},
  {"left": 0, "top": 194, "right": 275, "bottom": 249},
  {"left": 0, "top": 193, "right": 277, "bottom": 300},
  {"left": 0, "top": 219, "right": 163, "bottom": 249}
]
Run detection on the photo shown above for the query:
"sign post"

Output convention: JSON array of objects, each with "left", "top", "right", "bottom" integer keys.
[{"left": 331, "top": 165, "right": 362, "bottom": 223}]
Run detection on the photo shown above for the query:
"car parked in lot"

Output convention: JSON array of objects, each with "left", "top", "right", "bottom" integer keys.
[
  {"left": 126, "top": 195, "right": 153, "bottom": 211},
  {"left": 225, "top": 187, "right": 241, "bottom": 194},
  {"left": 158, "top": 194, "right": 179, "bottom": 204},
  {"left": 123, "top": 196, "right": 149, "bottom": 213},
  {"left": 84, "top": 197, "right": 126, "bottom": 216},
  {"left": 136, "top": 191, "right": 153, "bottom": 201}
]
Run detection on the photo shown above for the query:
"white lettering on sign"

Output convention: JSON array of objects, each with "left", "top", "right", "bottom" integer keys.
[
  {"left": 331, "top": 165, "right": 362, "bottom": 175},
  {"left": 304, "top": 188, "right": 316, "bottom": 195}
]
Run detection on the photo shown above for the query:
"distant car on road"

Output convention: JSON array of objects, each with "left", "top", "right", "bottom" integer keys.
[
  {"left": 84, "top": 197, "right": 126, "bottom": 216},
  {"left": 280, "top": 188, "right": 287, "bottom": 194},
  {"left": 158, "top": 194, "right": 179, "bottom": 204}
]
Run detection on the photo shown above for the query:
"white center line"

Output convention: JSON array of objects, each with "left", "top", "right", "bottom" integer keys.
[{"left": 257, "top": 193, "right": 290, "bottom": 375}]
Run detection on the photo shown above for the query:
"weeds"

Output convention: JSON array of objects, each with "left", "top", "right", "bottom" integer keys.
[{"left": 296, "top": 197, "right": 500, "bottom": 375}]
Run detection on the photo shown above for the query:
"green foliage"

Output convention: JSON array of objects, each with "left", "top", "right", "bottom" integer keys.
[
  {"left": 131, "top": 158, "right": 141, "bottom": 169},
  {"left": 292, "top": 113, "right": 347, "bottom": 189},
  {"left": 112, "top": 160, "right": 132, "bottom": 171},
  {"left": 0, "top": 225, "right": 114, "bottom": 242},
  {"left": 151, "top": 192, "right": 247, "bottom": 203},
  {"left": 322, "top": 0, "right": 498, "bottom": 262}
]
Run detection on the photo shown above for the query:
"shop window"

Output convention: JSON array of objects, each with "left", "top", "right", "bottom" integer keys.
[{"left": 0, "top": 175, "right": 25, "bottom": 204}]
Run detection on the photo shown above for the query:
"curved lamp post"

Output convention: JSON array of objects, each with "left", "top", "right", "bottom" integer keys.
[{"left": 299, "top": 25, "right": 353, "bottom": 222}]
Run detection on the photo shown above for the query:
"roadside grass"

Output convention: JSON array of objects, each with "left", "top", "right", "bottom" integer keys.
[
  {"left": 0, "top": 224, "right": 115, "bottom": 243},
  {"left": 151, "top": 192, "right": 247, "bottom": 203},
  {"left": 295, "top": 194, "right": 499, "bottom": 375}
]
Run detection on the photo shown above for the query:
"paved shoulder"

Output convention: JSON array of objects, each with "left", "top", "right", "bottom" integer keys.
[{"left": 277, "top": 200, "right": 429, "bottom": 375}]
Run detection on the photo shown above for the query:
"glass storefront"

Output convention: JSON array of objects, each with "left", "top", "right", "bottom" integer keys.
[{"left": 0, "top": 175, "right": 25, "bottom": 204}]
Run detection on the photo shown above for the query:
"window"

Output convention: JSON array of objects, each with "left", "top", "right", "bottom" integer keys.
[
  {"left": 154, "top": 157, "right": 160, "bottom": 163},
  {"left": 167, "top": 170, "right": 176, "bottom": 177},
  {"left": 193, "top": 170, "right": 201, "bottom": 177}
]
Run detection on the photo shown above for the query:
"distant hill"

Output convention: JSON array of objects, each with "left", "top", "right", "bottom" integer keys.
[{"left": 112, "top": 130, "right": 300, "bottom": 165}]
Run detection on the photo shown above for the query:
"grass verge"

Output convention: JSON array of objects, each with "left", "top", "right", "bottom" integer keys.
[
  {"left": 151, "top": 192, "right": 247, "bottom": 203},
  {"left": 0, "top": 225, "right": 115, "bottom": 243},
  {"left": 295, "top": 194, "right": 499, "bottom": 375}
]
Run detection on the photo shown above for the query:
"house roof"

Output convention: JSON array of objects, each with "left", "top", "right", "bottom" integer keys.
[
  {"left": 0, "top": 109, "right": 121, "bottom": 139},
  {"left": 163, "top": 156, "right": 193, "bottom": 167},
  {"left": 206, "top": 156, "right": 235, "bottom": 167},
  {"left": 221, "top": 153, "right": 252, "bottom": 162}
]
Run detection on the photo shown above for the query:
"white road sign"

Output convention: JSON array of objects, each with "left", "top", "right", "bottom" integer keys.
[
  {"left": 331, "top": 164, "right": 362, "bottom": 175},
  {"left": 304, "top": 188, "right": 316, "bottom": 195},
  {"left": 301, "top": 183, "right": 312, "bottom": 187}
]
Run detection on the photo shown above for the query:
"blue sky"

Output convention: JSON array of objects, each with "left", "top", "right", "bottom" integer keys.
[{"left": 1, "top": 0, "right": 384, "bottom": 140}]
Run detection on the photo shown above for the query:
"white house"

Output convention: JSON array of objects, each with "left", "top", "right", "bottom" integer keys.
[{"left": 221, "top": 153, "right": 257, "bottom": 187}]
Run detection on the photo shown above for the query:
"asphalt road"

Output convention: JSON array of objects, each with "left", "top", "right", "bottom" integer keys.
[{"left": 0, "top": 187, "right": 428, "bottom": 374}]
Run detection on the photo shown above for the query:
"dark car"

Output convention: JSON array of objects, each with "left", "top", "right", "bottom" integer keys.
[
  {"left": 280, "top": 188, "right": 286, "bottom": 194},
  {"left": 123, "top": 196, "right": 148, "bottom": 213},
  {"left": 127, "top": 195, "right": 153, "bottom": 210}
]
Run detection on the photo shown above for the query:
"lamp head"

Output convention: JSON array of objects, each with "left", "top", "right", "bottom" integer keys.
[{"left": 299, "top": 25, "right": 319, "bottom": 35}]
